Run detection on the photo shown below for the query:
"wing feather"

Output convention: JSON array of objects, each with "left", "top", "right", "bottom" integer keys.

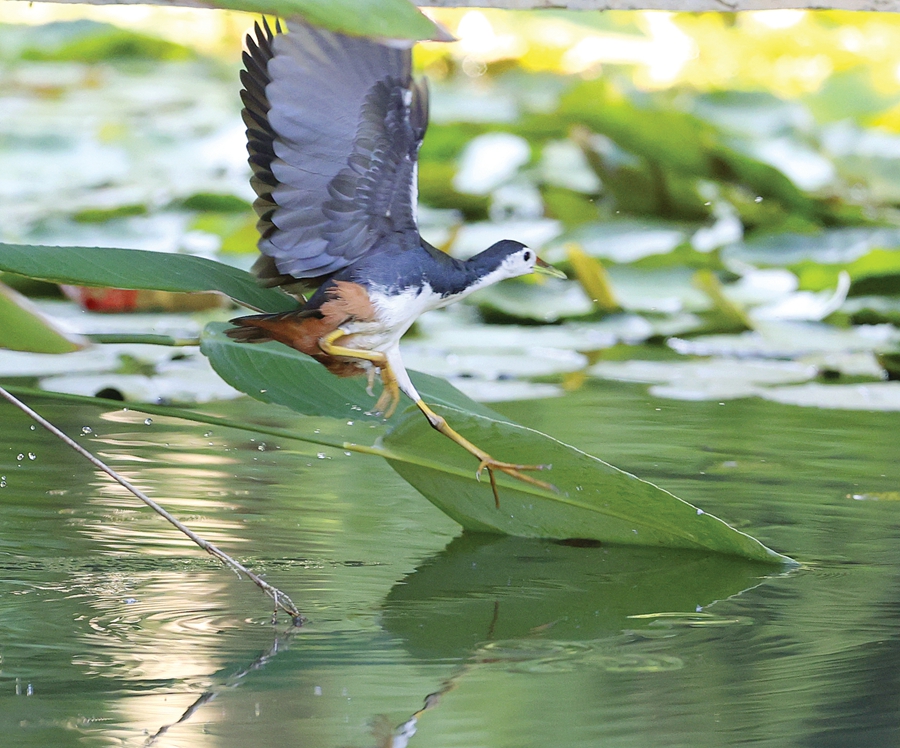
[{"left": 240, "top": 19, "right": 427, "bottom": 288}]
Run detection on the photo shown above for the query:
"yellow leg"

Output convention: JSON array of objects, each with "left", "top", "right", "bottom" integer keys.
[
  {"left": 414, "top": 399, "right": 555, "bottom": 508},
  {"left": 372, "top": 363, "right": 400, "bottom": 418},
  {"left": 319, "top": 329, "right": 400, "bottom": 417}
]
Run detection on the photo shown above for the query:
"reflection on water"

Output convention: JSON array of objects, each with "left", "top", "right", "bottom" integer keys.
[{"left": 0, "top": 383, "right": 898, "bottom": 747}]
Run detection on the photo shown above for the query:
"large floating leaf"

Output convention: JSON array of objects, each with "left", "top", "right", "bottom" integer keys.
[
  {"left": 384, "top": 404, "right": 789, "bottom": 563},
  {"left": 201, "top": 324, "right": 789, "bottom": 563},
  {"left": 5, "top": 0, "right": 446, "bottom": 41},
  {"left": 0, "top": 243, "right": 297, "bottom": 313},
  {"left": 200, "top": 322, "right": 503, "bottom": 423}
]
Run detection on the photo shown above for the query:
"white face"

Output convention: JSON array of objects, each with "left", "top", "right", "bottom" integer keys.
[
  {"left": 455, "top": 245, "right": 548, "bottom": 303},
  {"left": 498, "top": 246, "right": 537, "bottom": 280}
]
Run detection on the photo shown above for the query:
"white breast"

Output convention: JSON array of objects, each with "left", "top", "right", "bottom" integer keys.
[{"left": 342, "top": 283, "right": 445, "bottom": 353}]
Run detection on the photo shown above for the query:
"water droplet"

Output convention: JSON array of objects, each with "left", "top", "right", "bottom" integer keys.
[
  {"left": 313, "top": 429, "right": 320, "bottom": 434},
  {"left": 346, "top": 421, "right": 354, "bottom": 426},
  {"left": 343, "top": 451, "right": 351, "bottom": 456},
  {"left": 81, "top": 426, "right": 92, "bottom": 435},
  {"left": 29, "top": 425, "right": 35, "bottom": 431},
  {"left": 16, "top": 454, "right": 24, "bottom": 461},
  {"left": 144, "top": 418, "right": 152, "bottom": 425},
  {"left": 754, "top": 196, "right": 763, "bottom": 203},
  {"left": 259, "top": 389, "right": 268, "bottom": 394},
  {"left": 27, "top": 453, "right": 35, "bottom": 461},
  {"left": 0, "top": 478, "right": 6, "bottom": 488},
  {"left": 696, "top": 508, "right": 705, "bottom": 515},
  {"left": 204, "top": 431, "right": 212, "bottom": 438},
  {"left": 257, "top": 443, "right": 266, "bottom": 452},
  {"left": 316, "top": 452, "right": 327, "bottom": 460}
]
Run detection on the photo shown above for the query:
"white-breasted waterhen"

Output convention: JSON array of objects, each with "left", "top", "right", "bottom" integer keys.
[{"left": 227, "top": 20, "right": 566, "bottom": 505}]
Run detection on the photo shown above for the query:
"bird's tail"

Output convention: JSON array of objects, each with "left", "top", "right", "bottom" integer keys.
[
  {"left": 225, "top": 308, "right": 366, "bottom": 378},
  {"left": 225, "top": 310, "right": 315, "bottom": 344}
]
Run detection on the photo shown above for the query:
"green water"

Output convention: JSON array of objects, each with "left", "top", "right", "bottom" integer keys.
[{"left": 1, "top": 381, "right": 898, "bottom": 747}]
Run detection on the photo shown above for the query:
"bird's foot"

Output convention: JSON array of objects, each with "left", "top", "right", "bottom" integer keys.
[
  {"left": 366, "top": 367, "right": 400, "bottom": 419},
  {"left": 475, "top": 457, "right": 556, "bottom": 509}
]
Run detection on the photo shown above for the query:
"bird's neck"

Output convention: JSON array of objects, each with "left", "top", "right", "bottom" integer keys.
[{"left": 454, "top": 260, "right": 509, "bottom": 300}]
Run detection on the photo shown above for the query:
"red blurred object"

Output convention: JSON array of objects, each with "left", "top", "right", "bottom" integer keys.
[
  {"left": 60, "top": 285, "right": 225, "bottom": 313},
  {"left": 62, "top": 286, "right": 139, "bottom": 312}
]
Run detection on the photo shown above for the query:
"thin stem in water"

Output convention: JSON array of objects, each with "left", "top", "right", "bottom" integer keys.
[{"left": 0, "top": 384, "right": 305, "bottom": 625}]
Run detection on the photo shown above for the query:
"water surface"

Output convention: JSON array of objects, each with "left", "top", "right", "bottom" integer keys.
[{"left": 1, "top": 382, "right": 897, "bottom": 747}]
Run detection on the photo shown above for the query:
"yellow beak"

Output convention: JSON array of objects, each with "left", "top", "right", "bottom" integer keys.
[{"left": 534, "top": 257, "right": 567, "bottom": 279}]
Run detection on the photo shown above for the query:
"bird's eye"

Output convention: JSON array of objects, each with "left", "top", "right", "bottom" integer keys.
[{"left": 523, "top": 251, "right": 532, "bottom": 261}]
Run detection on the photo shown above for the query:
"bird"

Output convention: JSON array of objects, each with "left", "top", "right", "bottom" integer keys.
[{"left": 226, "top": 19, "right": 565, "bottom": 505}]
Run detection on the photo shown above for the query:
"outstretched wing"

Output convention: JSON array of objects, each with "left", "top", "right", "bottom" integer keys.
[{"left": 240, "top": 20, "right": 428, "bottom": 287}]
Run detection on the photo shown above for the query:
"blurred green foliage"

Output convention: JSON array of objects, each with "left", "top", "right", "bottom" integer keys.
[
  {"left": 10, "top": 19, "right": 196, "bottom": 62},
  {"left": 1, "top": 10, "right": 898, "bottom": 400}
]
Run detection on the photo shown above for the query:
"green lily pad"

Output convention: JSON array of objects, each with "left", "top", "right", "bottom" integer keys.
[
  {"left": 723, "top": 228, "right": 900, "bottom": 267},
  {"left": 761, "top": 382, "right": 900, "bottom": 411},
  {"left": 588, "top": 358, "right": 817, "bottom": 402},
  {"left": 670, "top": 320, "right": 900, "bottom": 359},
  {"left": 547, "top": 219, "right": 689, "bottom": 264},
  {"left": 473, "top": 279, "right": 595, "bottom": 323}
]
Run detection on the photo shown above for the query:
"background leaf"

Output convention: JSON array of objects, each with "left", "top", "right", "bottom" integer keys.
[
  {"left": 0, "top": 282, "right": 88, "bottom": 353},
  {"left": 7, "top": 0, "right": 446, "bottom": 41},
  {"left": 0, "top": 243, "right": 297, "bottom": 313}
]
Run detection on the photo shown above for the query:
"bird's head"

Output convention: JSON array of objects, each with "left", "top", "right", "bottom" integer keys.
[{"left": 469, "top": 240, "right": 566, "bottom": 284}]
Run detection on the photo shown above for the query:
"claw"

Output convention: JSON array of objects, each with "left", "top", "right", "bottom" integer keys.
[
  {"left": 476, "top": 457, "right": 557, "bottom": 508},
  {"left": 365, "top": 367, "right": 377, "bottom": 397}
]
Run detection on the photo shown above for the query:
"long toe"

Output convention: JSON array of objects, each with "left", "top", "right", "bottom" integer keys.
[
  {"left": 477, "top": 458, "right": 557, "bottom": 493},
  {"left": 365, "top": 367, "right": 378, "bottom": 397},
  {"left": 371, "top": 385, "right": 399, "bottom": 418}
]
